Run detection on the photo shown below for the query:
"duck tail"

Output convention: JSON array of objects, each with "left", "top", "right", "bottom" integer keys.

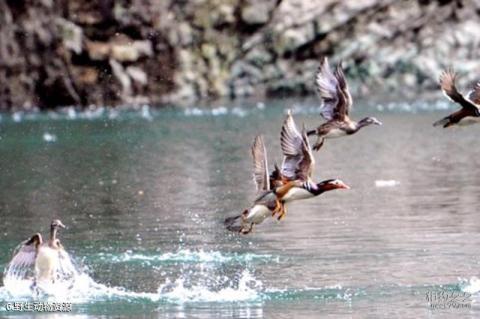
[
  {"left": 224, "top": 212, "right": 243, "bottom": 233},
  {"left": 225, "top": 210, "right": 253, "bottom": 234},
  {"left": 433, "top": 117, "right": 450, "bottom": 128},
  {"left": 306, "top": 129, "right": 317, "bottom": 136}
]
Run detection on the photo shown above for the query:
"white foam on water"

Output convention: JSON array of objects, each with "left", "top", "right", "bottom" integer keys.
[
  {"left": 287, "top": 104, "right": 322, "bottom": 115},
  {"left": 0, "top": 273, "right": 160, "bottom": 305},
  {"left": 66, "top": 107, "right": 77, "bottom": 120},
  {"left": 42, "top": 132, "right": 57, "bottom": 143},
  {"left": 157, "top": 269, "right": 262, "bottom": 303},
  {"left": 1, "top": 249, "right": 160, "bottom": 304},
  {"left": 374, "top": 99, "right": 452, "bottom": 112},
  {"left": 96, "top": 249, "right": 274, "bottom": 264},
  {"left": 460, "top": 276, "right": 480, "bottom": 294},
  {"left": 12, "top": 112, "right": 23, "bottom": 123},
  {"left": 183, "top": 106, "right": 249, "bottom": 118},
  {"left": 211, "top": 106, "right": 228, "bottom": 116},
  {"left": 375, "top": 180, "right": 400, "bottom": 187},
  {"left": 1, "top": 249, "right": 266, "bottom": 304},
  {"left": 84, "top": 106, "right": 105, "bottom": 120},
  {"left": 140, "top": 105, "right": 153, "bottom": 121},
  {"left": 231, "top": 107, "right": 247, "bottom": 117}
]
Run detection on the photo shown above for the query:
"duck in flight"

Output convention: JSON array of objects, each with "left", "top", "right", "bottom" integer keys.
[
  {"left": 307, "top": 57, "right": 382, "bottom": 150},
  {"left": 225, "top": 111, "right": 350, "bottom": 234},
  {"left": 6, "top": 219, "right": 67, "bottom": 287},
  {"left": 433, "top": 69, "right": 480, "bottom": 127},
  {"left": 224, "top": 136, "right": 300, "bottom": 234},
  {"left": 274, "top": 110, "right": 350, "bottom": 220}
]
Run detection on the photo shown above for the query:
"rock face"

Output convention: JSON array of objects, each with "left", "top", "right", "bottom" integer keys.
[{"left": 1, "top": 0, "right": 480, "bottom": 110}]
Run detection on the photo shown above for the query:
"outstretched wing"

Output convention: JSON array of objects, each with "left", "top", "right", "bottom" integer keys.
[
  {"left": 280, "top": 110, "right": 314, "bottom": 181},
  {"left": 316, "top": 57, "right": 351, "bottom": 121},
  {"left": 440, "top": 69, "right": 479, "bottom": 113},
  {"left": 5, "top": 233, "right": 42, "bottom": 279},
  {"left": 251, "top": 135, "right": 270, "bottom": 191},
  {"left": 467, "top": 82, "right": 480, "bottom": 105},
  {"left": 334, "top": 63, "right": 352, "bottom": 117}
]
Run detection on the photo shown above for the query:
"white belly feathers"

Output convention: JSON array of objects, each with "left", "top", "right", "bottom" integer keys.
[
  {"left": 325, "top": 128, "right": 347, "bottom": 138},
  {"left": 35, "top": 246, "right": 60, "bottom": 283},
  {"left": 282, "top": 187, "right": 313, "bottom": 202},
  {"left": 245, "top": 205, "right": 271, "bottom": 224}
]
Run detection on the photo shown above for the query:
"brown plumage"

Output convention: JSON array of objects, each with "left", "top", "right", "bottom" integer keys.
[
  {"left": 276, "top": 110, "right": 350, "bottom": 209},
  {"left": 225, "top": 136, "right": 299, "bottom": 234},
  {"left": 280, "top": 110, "right": 315, "bottom": 183},
  {"left": 433, "top": 69, "right": 480, "bottom": 128},
  {"left": 307, "top": 57, "right": 382, "bottom": 150}
]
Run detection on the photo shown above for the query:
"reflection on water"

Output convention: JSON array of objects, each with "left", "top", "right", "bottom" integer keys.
[{"left": 0, "top": 97, "right": 479, "bottom": 317}]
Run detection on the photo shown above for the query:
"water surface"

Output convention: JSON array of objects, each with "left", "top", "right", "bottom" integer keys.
[{"left": 0, "top": 98, "right": 479, "bottom": 318}]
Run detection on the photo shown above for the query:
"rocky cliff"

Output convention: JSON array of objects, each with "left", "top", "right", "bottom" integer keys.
[{"left": 0, "top": 0, "right": 479, "bottom": 110}]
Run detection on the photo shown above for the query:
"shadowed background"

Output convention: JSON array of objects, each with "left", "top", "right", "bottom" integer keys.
[{"left": 1, "top": 0, "right": 480, "bottom": 110}]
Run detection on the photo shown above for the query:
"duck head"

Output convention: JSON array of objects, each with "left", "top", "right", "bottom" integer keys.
[
  {"left": 315, "top": 179, "right": 350, "bottom": 194},
  {"left": 358, "top": 117, "right": 382, "bottom": 128},
  {"left": 50, "top": 219, "right": 66, "bottom": 241},
  {"left": 50, "top": 219, "right": 66, "bottom": 230}
]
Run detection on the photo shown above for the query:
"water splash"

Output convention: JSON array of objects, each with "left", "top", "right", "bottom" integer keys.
[
  {"left": 1, "top": 248, "right": 159, "bottom": 304},
  {"left": 95, "top": 249, "right": 277, "bottom": 265},
  {"left": 460, "top": 277, "right": 480, "bottom": 294},
  {"left": 42, "top": 132, "right": 57, "bottom": 143},
  {"left": 158, "top": 269, "right": 262, "bottom": 303}
]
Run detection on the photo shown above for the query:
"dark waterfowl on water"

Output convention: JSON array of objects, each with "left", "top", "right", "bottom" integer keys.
[
  {"left": 275, "top": 110, "right": 350, "bottom": 218},
  {"left": 224, "top": 136, "right": 299, "bottom": 234},
  {"left": 307, "top": 57, "right": 382, "bottom": 151},
  {"left": 7, "top": 219, "right": 67, "bottom": 286},
  {"left": 433, "top": 69, "right": 480, "bottom": 128}
]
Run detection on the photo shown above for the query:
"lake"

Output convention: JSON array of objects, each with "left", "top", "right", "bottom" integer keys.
[{"left": 0, "top": 97, "right": 479, "bottom": 318}]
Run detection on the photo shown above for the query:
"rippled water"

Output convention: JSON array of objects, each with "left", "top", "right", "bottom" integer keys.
[{"left": 0, "top": 97, "right": 479, "bottom": 318}]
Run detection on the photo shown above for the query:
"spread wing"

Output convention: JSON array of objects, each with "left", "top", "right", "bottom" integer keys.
[
  {"left": 280, "top": 110, "right": 314, "bottom": 181},
  {"left": 467, "top": 82, "right": 480, "bottom": 105},
  {"left": 440, "top": 69, "right": 479, "bottom": 113},
  {"left": 5, "top": 233, "right": 42, "bottom": 279},
  {"left": 316, "top": 57, "right": 351, "bottom": 121},
  {"left": 251, "top": 135, "right": 270, "bottom": 191},
  {"left": 334, "top": 63, "right": 352, "bottom": 117}
]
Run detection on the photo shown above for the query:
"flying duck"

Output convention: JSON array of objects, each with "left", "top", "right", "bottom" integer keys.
[
  {"left": 6, "top": 219, "right": 67, "bottom": 286},
  {"left": 224, "top": 136, "right": 300, "bottom": 234},
  {"left": 307, "top": 57, "right": 382, "bottom": 150},
  {"left": 433, "top": 69, "right": 480, "bottom": 127},
  {"left": 274, "top": 110, "right": 350, "bottom": 219}
]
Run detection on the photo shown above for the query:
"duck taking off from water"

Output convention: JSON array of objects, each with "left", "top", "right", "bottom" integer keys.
[
  {"left": 224, "top": 136, "right": 300, "bottom": 234},
  {"left": 433, "top": 69, "right": 480, "bottom": 127},
  {"left": 275, "top": 110, "right": 350, "bottom": 217},
  {"left": 6, "top": 219, "right": 67, "bottom": 286},
  {"left": 307, "top": 57, "right": 382, "bottom": 150}
]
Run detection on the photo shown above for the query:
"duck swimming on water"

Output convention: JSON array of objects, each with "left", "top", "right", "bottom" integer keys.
[
  {"left": 307, "top": 57, "right": 382, "bottom": 150},
  {"left": 224, "top": 136, "right": 300, "bottom": 234},
  {"left": 6, "top": 219, "right": 67, "bottom": 286},
  {"left": 433, "top": 69, "right": 480, "bottom": 127}
]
